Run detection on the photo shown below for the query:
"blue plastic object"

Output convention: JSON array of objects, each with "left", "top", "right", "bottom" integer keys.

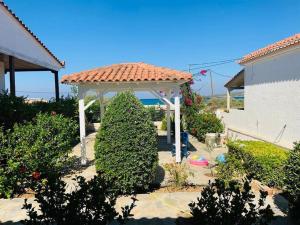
[
  {"left": 216, "top": 154, "right": 226, "bottom": 163},
  {"left": 171, "top": 132, "right": 189, "bottom": 157}
]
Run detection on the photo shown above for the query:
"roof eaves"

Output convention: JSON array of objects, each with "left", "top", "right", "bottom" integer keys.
[
  {"left": 0, "top": 1, "right": 65, "bottom": 68},
  {"left": 239, "top": 34, "right": 300, "bottom": 64},
  {"left": 224, "top": 69, "right": 244, "bottom": 88}
]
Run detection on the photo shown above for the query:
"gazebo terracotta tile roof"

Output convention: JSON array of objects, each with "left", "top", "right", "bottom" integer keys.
[
  {"left": 240, "top": 33, "right": 300, "bottom": 64},
  {"left": 61, "top": 62, "right": 192, "bottom": 84}
]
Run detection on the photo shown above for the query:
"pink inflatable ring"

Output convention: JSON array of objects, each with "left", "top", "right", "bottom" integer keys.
[{"left": 189, "top": 159, "right": 209, "bottom": 166}]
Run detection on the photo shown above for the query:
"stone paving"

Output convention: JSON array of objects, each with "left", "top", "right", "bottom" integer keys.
[{"left": 0, "top": 130, "right": 291, "bottom": 225}]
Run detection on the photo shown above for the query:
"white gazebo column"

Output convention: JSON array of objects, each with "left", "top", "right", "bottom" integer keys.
[
  {"left": 226, "top": 88, "right": 231, "bottom": 111},
  {"left": 0, "top": 62, "right": 5, "bottom": 93},
  {"left": 174, "top": 88, "right": 181, "bottom": 163},
  {"left": 78, "top": 87, "right": 87, "bottom": 165},
  {"left": 166, "top": 89, "right": 171, "bottom": 144}
]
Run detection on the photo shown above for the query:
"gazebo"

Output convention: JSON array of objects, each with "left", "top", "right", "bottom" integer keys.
[{"left": 61, "top": 62, "right": 192, "bottom": 164}]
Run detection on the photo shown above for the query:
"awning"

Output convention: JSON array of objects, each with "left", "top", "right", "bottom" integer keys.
[{"left": 225, "top": 69, "right": 244, "bottom": 89}]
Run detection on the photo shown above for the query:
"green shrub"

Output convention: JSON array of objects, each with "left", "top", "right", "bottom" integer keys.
[
  {"left": 189, "top": 113, "right": 223, "bottom": 142},
  {"left": 164, "top": 163, "right": 193, "bottom": 188},
  {"left": 188, "top": 178, "right": 274, "bottom": 225},
  {"left": 95, "top": 92, "right": 158, "bottom": 194},
  {"left": 30, "top": 96, "right": 78, "bottom": 121},
  {"left": 84, "top": 96, "right": 101, "bottom": 123},
  {"left": 145, "top": 106, "right": 165, "bottom": 121},
  {"left": 0, "top": 92, "right": 78, "bottom": 131},
  {"left": 0, "top": 113, "right": 78, "bottom": 198},
  {"left": 284, "top": 142, "right": 300, "bottom": 223},
  {"left": 228, "top": 140, "right": 289, "bottom": 188},
  {"left": 161, "top": 116, "right": 167, "bottom": 130},
  {"left": 215, "top": 153, "right": 245, "bottom": 185},
  {"left": 22, "top": 174, "right": 136, "bottom": 225},
  {"left": 161, "top": 114, "right": 175, "bottom": 132},
  {"left": 0, "top": 92, "right": 32, "bottom": 130}
]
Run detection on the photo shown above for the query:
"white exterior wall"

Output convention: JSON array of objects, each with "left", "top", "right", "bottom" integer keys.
[
  {"left": 0, "top": 5, "right": 62, "bottom": 71},
  {"left": 221, "top": 46, "right": 300, "bottom": 149}
]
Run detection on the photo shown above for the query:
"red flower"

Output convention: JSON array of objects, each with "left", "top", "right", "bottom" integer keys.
[
  {"left": 51, "top": 111, "right": 57, "bottom": 116},
  {"left": 32, "top": 171, "right": 41, "bottom": 180},
  {"left": 191, "top": 128, "right": 197, "bottom": 135},
  {"left": 19, "top": 165, "right": 26, "bottom": 173},
  {"left": 184, "top": 98, "right": 193, "bottom": 106}
]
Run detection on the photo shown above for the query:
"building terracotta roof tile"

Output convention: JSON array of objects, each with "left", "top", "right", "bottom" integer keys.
[
  {"left": 61, "top": 62, "right": 192, "bottom": 84},
  {"left": 240, "top": 33, "right": 300, "bottom": 64},
  {"left": 0, "top": 1, "right": 64, "bottom": 67}
]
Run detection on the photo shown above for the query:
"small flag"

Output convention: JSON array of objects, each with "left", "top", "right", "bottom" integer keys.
[{"left": 200, "top": 70, "right": 207, "bottom": 75}]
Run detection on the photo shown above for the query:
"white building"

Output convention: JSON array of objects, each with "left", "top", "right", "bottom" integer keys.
[
  {"left": 0, "top": 1, "right": 64, "bottom": 100},
  {"left": 221, "top": 34, "right": 300, "bottom": 149}
]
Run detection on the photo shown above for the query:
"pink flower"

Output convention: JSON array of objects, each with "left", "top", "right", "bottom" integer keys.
[{"left": 200, "top": 70, "right": 207, "bottom": 75}]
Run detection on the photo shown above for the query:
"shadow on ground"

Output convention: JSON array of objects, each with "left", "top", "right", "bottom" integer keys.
[
  {"left": 111, "top": 217, "right": 178, "bottom": 225},
  {"left": 2, "top": 216, "right": 294, "bottom": 225},
  {"left": 2, "top": 221, "right": 23, "bottom": 225},
  {"left": 157, "top": 135, "right": 198, "bottom": 153},
  {"left": 273, "top": 193, "right": 289, "bottom": 214},
  {"left": 62, "top": 156, "right": 95, "bottom": 176},
  {"left": 153, "top": 165, "right": 165, "bottom": 185}
]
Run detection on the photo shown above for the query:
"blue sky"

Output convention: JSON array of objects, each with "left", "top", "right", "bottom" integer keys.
[{"left": 4, "top": 0, "right": 300, "bottom": 99}]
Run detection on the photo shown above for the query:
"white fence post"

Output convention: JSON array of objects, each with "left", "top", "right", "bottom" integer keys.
[
  {"left": 78, "top": 87, "right": 87, "bottom": 165},
  {"left": 167, "top": 89, "right": 171, "bottom": 144},
  {"left": 174, "top": 88, "right": 181, "bottom": 163}
]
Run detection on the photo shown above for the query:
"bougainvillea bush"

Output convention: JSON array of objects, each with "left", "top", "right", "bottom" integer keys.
[
  {"left": 95, "top": 92, "right": 158, "bottom": 194},
  {"left": 181, "top": 83, "right": 204, "bottom": 131},
  {"left": 284, "top": 142, "right": 300, "bottom": 223},
  {"left": 0, "top": 113, "right": 78, "bottom": 198},
  {"left": 181, "top": 83, "right": 223, "bottom": 141}
]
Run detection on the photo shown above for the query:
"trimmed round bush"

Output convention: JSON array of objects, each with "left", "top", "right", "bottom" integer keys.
[{"left": 95, "top": 92, "right": 158, "bottom": 194}]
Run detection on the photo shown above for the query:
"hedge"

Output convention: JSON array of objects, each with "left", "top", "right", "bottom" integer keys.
[
  {"left": 0, "top": 113, "right": 78, "bottom": 198},
  {"left": 228, "top": 140, "right": 289, "bottom": 188},
  {"left": 0, "top": 92, "right": 78, "bottom": 131},
  {"left": 95, "top": 92, "right": 158, "bottom": 194},
  {"left": 284, "top": 142, "right": 300, "bottom": 223}
]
